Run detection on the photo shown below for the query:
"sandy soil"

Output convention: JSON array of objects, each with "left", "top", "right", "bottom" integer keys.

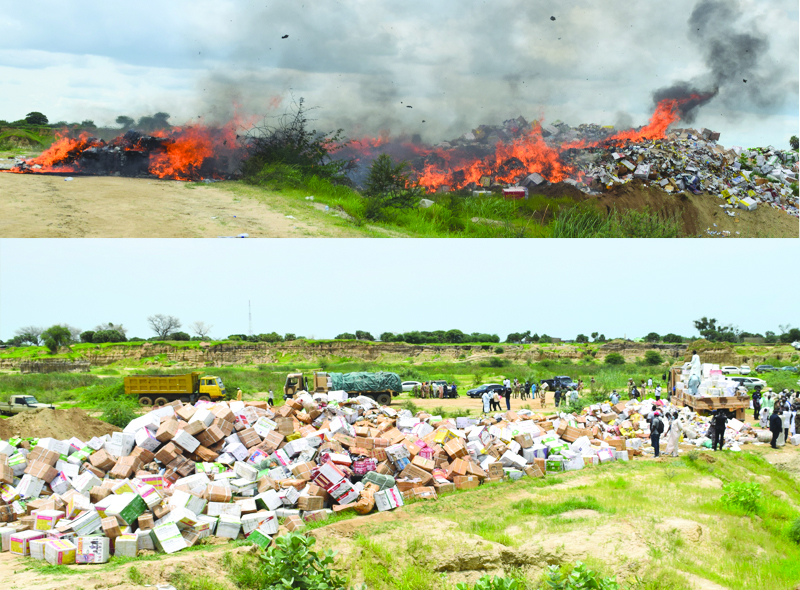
[{"left": 0, "top": 173, "right": 364, "bottom": 238}]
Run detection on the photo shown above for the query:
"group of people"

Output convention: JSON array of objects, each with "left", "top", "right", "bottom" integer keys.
[
  {"left": 627, "top": 376, "right": 666, "bottom": 401},
  {"left": 755, "top": 388, "right": 798, "bottom": 449},
  {"left": 412, "top": 381, "right": 457, "bottom": 399}
]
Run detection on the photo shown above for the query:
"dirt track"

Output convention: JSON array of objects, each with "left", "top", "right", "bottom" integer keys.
[{"left": 0, "top": 174, "right": 363, "bottom": 238}]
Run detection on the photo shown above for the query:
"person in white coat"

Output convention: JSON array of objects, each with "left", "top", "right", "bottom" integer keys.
[
  {"left": 664, "top": 411, "right": 681, "bottom": 457},
  {"left": 689, "top": 350, "right": 702, "bottom": 378},
  {"left": 481, "top": 389, "right": 492, "bottom": 414}
]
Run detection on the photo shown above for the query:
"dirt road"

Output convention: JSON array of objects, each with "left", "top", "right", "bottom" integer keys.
[{"left": 0, "top": 173, "right": 364, "bottom": 238}]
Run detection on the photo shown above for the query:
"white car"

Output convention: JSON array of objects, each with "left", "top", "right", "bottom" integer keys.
[
  {"left": 729, "top": 376, "right": 766, "bottom": 390},
  {"left": 720, "top": 366, "right": 739, "bottom": 375},
  {"left": 739, "top": 365, "right": 751, "bottom": 375},
  {"left": 401, "top": 381, "right": 422, "bottom": 392}
]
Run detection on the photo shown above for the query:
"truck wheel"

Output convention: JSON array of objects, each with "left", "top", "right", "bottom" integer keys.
[
  {"left": 376, "top": 393, "right": 392, "bottom": 406},
  {"left": 154, "top": 397, "right": 169, "bottom": 407},
  {"left": 198, "top": 396, "right": 211, "bottom": 402},
  {"left": 139, "top": 397, "right": 153, "bottom": 406}
]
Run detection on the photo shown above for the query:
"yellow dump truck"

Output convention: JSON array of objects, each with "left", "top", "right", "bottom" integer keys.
[{"left": 124, "top": 372, "right": 226, "bottom": 406}]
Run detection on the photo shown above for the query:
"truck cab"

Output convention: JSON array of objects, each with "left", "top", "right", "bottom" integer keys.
[
  {"left": 199, "top": 376, "right": 226, "bottom": 401},
  {"left": 284, "top": 372, "right": 329, "bottom": 398},
  {"left": 0, "top": 395, "right": 55, "bottom": 415}
]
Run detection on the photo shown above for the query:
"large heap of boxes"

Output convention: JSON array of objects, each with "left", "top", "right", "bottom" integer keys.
[{"left": 0, "top": 391, "right": 697, "bottom": 564}]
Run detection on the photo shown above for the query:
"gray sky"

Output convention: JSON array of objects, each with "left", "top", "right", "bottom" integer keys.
[
  {"left": 0, "top": 0, "right": 797, "bottom": 149},
  {"left": 1, "top": 239, "right": 797, "bottom": 342}
]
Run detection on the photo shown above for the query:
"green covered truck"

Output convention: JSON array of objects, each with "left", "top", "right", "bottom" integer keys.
[{"left": 283, "top": 371, "right": 402, "bottom": 405}]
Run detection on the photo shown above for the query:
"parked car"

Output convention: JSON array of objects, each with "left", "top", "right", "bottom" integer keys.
[
  {"left": 467, "top": 383, "right": 505, "bottom": 398},
  {"left": 540, "top": 376, "right": 577, "bottom": 390},
  {"left": 755, "top": 365, "right": 776, "bottom": 373},
  {"left": 428, "top": 379, "right": 459, "bottom": 398},
  {"left": 729, "top": 376, "right": 767, "bottom": 390},
  {"left": 720, "top": 366, "right": 740, "bottom": 375},
  {"left": 401, "top": 381, "right": 422, "bottom": 392},
  {"left": 739, "top": 365, "right": 751, "bottom": 375},
  {"left": 780, "top": 366, "right": 798, "bottom": 372}
]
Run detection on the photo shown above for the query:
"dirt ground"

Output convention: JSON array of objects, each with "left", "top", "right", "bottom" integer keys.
[
  {"left": 0, "top": 407, "right": 121, "bottom": 440},
  {"left": 0, "top": 173, "right": 364, "bottom": 238}
]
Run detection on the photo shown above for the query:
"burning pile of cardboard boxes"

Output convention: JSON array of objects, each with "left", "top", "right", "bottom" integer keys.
[{"left": 0, "top": 389, "right": 772, "bottom": 565}]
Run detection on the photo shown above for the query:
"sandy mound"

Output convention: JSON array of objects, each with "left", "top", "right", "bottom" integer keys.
[{"left": 0, "top": 407, "right": 121, "bottom": 440}]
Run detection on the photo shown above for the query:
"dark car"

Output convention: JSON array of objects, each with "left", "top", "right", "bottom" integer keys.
[
  {"left": 540, "top": 376, "right": 577, "bottom": 390},
  {"left": 467, "top": 383, "right": 505, "bottom": 398},
  {"left": 755, "top": 365, "right": 776, "bottom": 373}
]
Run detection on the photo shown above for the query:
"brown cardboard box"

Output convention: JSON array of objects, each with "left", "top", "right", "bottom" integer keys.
[
  {"left": 514, "top": 433, "right": 533, "bottom": 448},
  {"left": 156, "top": 419, "right": 181, "bottom": 443},
  {"left": 89, "top": 449, "right": 116, "bottom": 471},
  {"left": 197, "top": 426, "right": 225, "bottom": 447},
  {"left": 607, "top": 438, "right": 626, "bottom": 451},
  {"left": 211, "top": 405, "right": 236, "bottom": 423},
  {"left": 207, "top": 485, "right": 232, "bottom": 503},
  {"left": 130, "top": 447, "right": 155, "bottom": 464},
  {"left": 257, "top": 477, "right": 279, "bottom": 493},
  {"left": 214, "top": 418, "right": 234, "bottom": 437},
  {"left": 101, "top": 516, "right": 121, "bottom": 538},
  {"left": 412, "top": 486, "right": 437, "bottom": 500},
  {"left": 275, "top": 417, "right": 294, "bottom": 435},
  {"left": 487, "top": 462, "right": 504, "bottom": 478},
  {"left": 153, "top": 504, "right": 171, "bottom": 519},
  {"left": 333, "top": 434, "right": 355, "bottom": 448},
  {"left": 238, "top": 428, "right": 261, "bottom": 448},
  {"left": 556, "top": 422, "right": 568, "bottom": 436},
  {"left": 534, "top": 457, "right": 546, "bottom": 473},
  {"left": 443, "top": 437, "right": 468, "bottom": 459},
  {"left": 25, "top": 460, "right": 57, "bottom": 482},
  {"left": 433, "top": 482, "right": 455, "bottom": 494},
  {"left": 297, "top": 496, "right": 324, "bottom": 511},
  {"left": 89, "top": 486, "right": 112, "bottom": 504},
  {"left": 291, "top": 461, "right": 315, "bottom": 481},
  {"left": 30, "top": 448, "right": 59, "bottom": 467},
  {"left": 448, "top": 458, "right": 469, "bottom": 476},
  {"left": 284, "top": 515, "right": 304, "bottom": 531},
  {"left": 411, "top": 455, "right": 435, "bottom": 472},
  {"left": 524, "top": 465, "right": 544, "bottom": 478},
  {"left": 0, "top": 463, "right": 14, "bottom": 485},
  {"left": 155, "top": 443, "right": 179, "bottom": 465},
  {"left": 466, "top": 461, "right": 487, "bottom": 478},
  {"left": 561, "top": 426, "right": 592, "bottom": 443},
  {"left": 194, "top": 445, "right": 220, "bottom": 462},
  {"left": 176, "top": 406, "right": 196, "bottom": 421},
  {"left": 183, "top": 420, "right": 206, "bottom": 437},
  {"left": 399, "top": 464, "right": 433, "bottom": 485},
  {"left": 453, "top": 475, "right": 479, "bottom": 490}
]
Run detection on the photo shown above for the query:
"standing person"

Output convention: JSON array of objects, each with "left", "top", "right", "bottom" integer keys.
[
  {"left": 492, "top": 390, "right": 501, "bottom": 412},
  {"left": 650, "top": 411, "right": 664, "bottom": 457},
  {"left": 268, "top": 388, "right": 274, "bottom": 406},
  {"left": 569, "top": 387, "right": 579, "bottom": 406},
  {"left": 759, "top": 405, "right": 770, "bottom": 428},
  {"left": 236, "top": 387, "right": 243, "bottom": 401},
  {"left": 690, "top": 350, "right": 701, "bottom": 377},
  {"left": 769, "top": 409, "right": 783, "bottom": 449},
  {"left": 438, "top": 383, "right": 444, "bottom": 399},
  {"left": 504, "top": 385, "right": 512, "bottom": 411},
  {"left": 711, "top": 409, "right": 728, "bottom": 451},
  {"left": 482, "top": 388, "right": 492, "bottom": 414},
  {"left": 451, "top": 383, "right": 458, "bottom": 398},
  {"left": 538, "top": 382, "right": 547, "bottom": 408},
  {"left": 664, "top": 411, "right": 681, "bottom": 457},
  {"left": 781, "top": 403, "right": 792, "bottom": 442},
  {"left": 590, "top": 376, "right": 596, "bottom": 390},
  {"left": 610, "top": 390, "right": 620, "bottom": 405},
  {"left": 655, "top": 385, "right": 662, "bottom": 402},
  {"left": 751, "top": 389, "right": 761, "bottom": 420},
  {"left": 523, "top": 380, "right": 531, "bottom": 400},
  {"left": 641, "top": 380, "right": 647, "bottom": 397},
  {"left": 554, "top": 387, "right": 561, "bottom": 408},
  {"left": 513, "top": 379, "right": 520, "bottom": 399},
  {"left": 648, "top": 377, "right": 653, "bottom": 392}
]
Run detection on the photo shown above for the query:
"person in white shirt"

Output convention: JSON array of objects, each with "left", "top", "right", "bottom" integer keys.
[{"left": 689, "top": 350, "right": 701, "bottom": 378}]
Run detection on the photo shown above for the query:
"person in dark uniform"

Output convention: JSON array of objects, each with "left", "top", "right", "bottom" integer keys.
[
  {"left": 504, "top": 386, "right": 511, "bottom": 410},
  {"left": 752, "top": 389, "right": 761, "bottom": 420},
  {"left": 711, "top": 409, "right": 728, "bottom": 451},
  {"left": 554, "top": 387, "right": 562, "bottom": 408},
  {"left": 650, "top": 411, "right": 664, "bottom": 457},
  {"left": 769, "top": 408, "right": 783, "bottom": 449}
]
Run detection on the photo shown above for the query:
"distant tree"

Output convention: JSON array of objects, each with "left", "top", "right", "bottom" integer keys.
[
  {"left": 13, "top": 325, "right": 44, "bottom": 346},
  {"left": 129, "top": 337, "right": 145, "bottom": 342},
  {"left": 539, "top": 334, "right": 553, "bottom": 344},
  {"left": 41, "top": 325, "right": 73, "bottom": 352},
  {"left": 362, "top": 154, "right": 423, "bottom": 220},
  {"left": 605, "top": 352, "right": 625, "bottom": 365},
  {"left": 379, "top": 332, "right": 395, "bottom": 342},
  {"left": 80, "top": 120, "right": 96, "bottom": 129},
  {"left": 791, "top": 135, "right": 799, "bottom": 150},
  {"left": 780, "top": 327, "right": 800, "bottom": 343},
  {"left": 94, "top": 322, "right": 127, "bottom": 336},
  {"left": 591, "top": 332, "right": 599, "bottom": 341},
  {"left": 169, "top": 331, "right": 191, "bottom": 341},
  {"left": 147, "top": 314, "right": 182, "bottom": 339},
  {"left": 25, "top": 111, "right": 48, "bottom": 125},
  {"left": 693, "top": 317, "right": 737, "bottom": 342},
  {"left": 644, "top": 350, "right": 663, "bottom": 365},
  {"left": 506, "top": 332, "right": 523, "bottom": 343},
  {"left": 153, "top": 112, "right": 171, "bottom": 125},
  {"left": 530, "top": 333, "right": 540, "bottom": 342},
  {"left": 116, "top": 116, "right": 135, "bottom": 129},
  {"left": 227, "top": 334, "right": 247, "bottom": 341},
  {"left": 92, "top": 329, "right": 126, "bottom": 343},
  {"left": 445, "top": 329, "right": 465, "bottom": 343},
  {"left": 764, "top": 330, "right": 778, "bottom": 343},
  {"left": 575, "top": 334, "right": 588, "bottom": 343},
  {"left": 662, "top": 333, "right": 683, "bottom": 343},
  {"left": 355, "top": 330, "right": 374, "bottom": 341},
  {"left": 189, "top": 321, "right": 213, "bottom": 339},
  {"left": 335, "top": 333, "right": 356, "bottom": 340},
  {"left": 284, "top": 333, "right": 297, "bottom": 341},
  {"left": 80, "top": 330, "right": 95, "bottom": 343},
  {"left": 257, "top": 332, "right": 283, "bottom": 343},
  {"left": 644, "top": 332, "right": 660, "bottom": 343}
]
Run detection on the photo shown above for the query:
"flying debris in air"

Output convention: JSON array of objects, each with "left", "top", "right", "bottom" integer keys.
[
  {"left": 743, "top": 79, "right": 747, "bottom": 83},
  {"left": 282, "top": 34, "right": 289, "bottom": 39},
  {"left": 550, "top": 16, "right": 556, "bottom": 21},
  {"left": 407, "top": 105, "right": 412, "bottom": 108}
]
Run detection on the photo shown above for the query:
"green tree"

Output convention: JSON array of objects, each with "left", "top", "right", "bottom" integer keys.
[
  {"left": 644, "top": 350, "right": 663, "bottom": 365},
  {"left": 791, "top": 135, "right": 799, "bottom": 150},
  {"left": 81, "top": 120, "right": 96, "bottom": 129},
  {"left": 169, "top": 331, "right": 190, "bottom": 341},
  {"left": 13, "top": 325, "right": 43, "bottom": 346},
  {"left": 539, "top": 334, "right": 553, "bottom": 343},
  {"left": 335, "top": 333, "right": 356, "bottom": 340},
  {"left": 379, "top": 332, "right": 395, "bottom": 342},
  {"left": 576, "top": 334, "right": 588, "bottom": 343},
  {"left": 363, "top": 154, "right": 423, "bottom": 220},
  {"left": 80, "top": 330, "right": 95, "bottom": 343},
  {"left": 605, "top": 352, "right": 625, "bottom": 365},
  {"left": 92, "top": 329, "right": 126, "bottom": 343},
  {"left": 24, "top": 111, "right": 48, "bottom": 125},
  {"left": 445, "top": 329, "right": 465, "bottom": 343},
  {"left": 355, "top": 330, "right": 374, "bottom": 341},
  {"left": 644, "top": 332, "right": 660, "bottom": 343},
  {"left": 598, "top": 334, "right": 606, "bottom": 342},
  {"left": 116, "top": 116, "right": 134, "bottom": 129},
  {"left": 662, "top": 333, "right": 683, "bottom": 343},
  {"left": 284, "top": 333, "right": 297, "bottom": 341},
  {"left": 41, "top": 325, "right": 72, "bottom": 352},
  {"left": 257, "top": 332, "right": 283, "bottom": 343},
  {"left": 591, "top": 332, "right": 599, "bottom": 341}
]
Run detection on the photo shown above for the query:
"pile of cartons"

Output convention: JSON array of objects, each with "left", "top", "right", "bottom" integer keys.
[{"left": 0, "top": 392, "right": 680, "bottom": 564}]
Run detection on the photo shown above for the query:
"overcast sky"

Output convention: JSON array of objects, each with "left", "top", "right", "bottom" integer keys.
[
  {"left": 1, "top": 239, "right": 797, "bottom": 342},
  {"left": 0, "top": 0, "right": 797, "bottom": 149}
]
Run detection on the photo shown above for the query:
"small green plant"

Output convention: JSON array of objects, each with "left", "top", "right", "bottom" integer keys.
[
  {"left": 721, "top": 481, "right": 761, "bottom": 514},
  {"left": 788, "top": 517, "right": 800, "bottom": 544},
  {"left": 685, "top": 449, "right": 700, "bottom": 463},
  {"left": 258, "top": 532, "right": 347, "bottom": 590},
  {"left": 127, "top": 566, "right": 147, "bottom": 585},
  {"left": 99, "top": 398, "right": 139, "bottom": 428},
  {"left": 456, "top": 574, "right": 519, "bottom": 590},
  {"left": 494, "top": 346, "right": 505, "bottom": 354},
  {"left": 544, "top": 562, "right": 620, "bottom": 590},
  {"left": 604, "top": 353, "right": 625, "bottom": 365}
]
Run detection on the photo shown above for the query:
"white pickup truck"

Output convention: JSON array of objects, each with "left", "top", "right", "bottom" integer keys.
[{"left": 0, "top": 395, "right": 55, "bottom": 416}]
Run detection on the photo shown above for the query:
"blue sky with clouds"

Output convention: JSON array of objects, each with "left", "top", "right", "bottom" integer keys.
[
  {"left": 1, "top": 239, "right": 797, "bottom": 342},
  {"left": 0, "top": 0, "right": 796, "bottom": 148}
]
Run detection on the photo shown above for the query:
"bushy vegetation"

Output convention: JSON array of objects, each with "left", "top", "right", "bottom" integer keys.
[
  {"left": 258, "top": 532, "right": 347, "bottom": 590},
  {"left": 721, "top": 481, "right": 762, "bottom": 514},
  {"left": 604, "top": 352, "right": 625, "bottom": 365}
]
